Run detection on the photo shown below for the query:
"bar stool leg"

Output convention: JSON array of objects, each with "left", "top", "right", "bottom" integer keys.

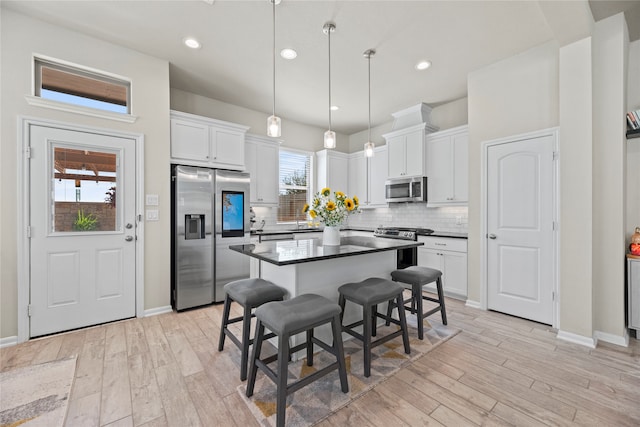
[
  {"left": 246, "top": 321, "right": 264, "bottom": 397},
  {"left": 414, "top": 284, "right": 425, "bottom": 340},
  {"left": 436, "top": 277, "right": 448, "bottom": 325},
  {"left": 218, "top": 295, "right": 232, "bottom": 351},
  {"left": 331, "top": 314, "right": 349, "bottom": 393},
  {"left": 396, "top": 294, "right": 411, "bottom": 354},
  {"left": 276, "top": 333, "right": 290, "bottom": 427},
  {"left": 363, "top": 304, "right": 372, "bottom": 377},
  {"left": 239, "top": 305, "right": 253, "bottom": 381},
  {"left": 306, "top": 328, "right": 314, "bottom": 366}
]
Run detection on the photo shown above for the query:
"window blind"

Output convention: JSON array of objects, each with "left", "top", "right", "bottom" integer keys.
[{"left": 278, "top": 149, "right": 311, "bottom": 222}]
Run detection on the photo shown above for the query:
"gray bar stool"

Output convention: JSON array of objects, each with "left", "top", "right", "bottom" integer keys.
[
  {"left": 218, "top": 278, "right": 286, "bottom": 381},
  {"left": 338, "top": 277, "right": 410, "bottom": 377},
  {"left": 246, "top": 293, "right": 349, "bottom": 427},
  {"left": 388, "top": 266, "right": 448, "bottom": 340}
]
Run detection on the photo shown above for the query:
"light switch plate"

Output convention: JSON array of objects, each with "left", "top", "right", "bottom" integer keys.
[
  {"left": 146, "top": 194, "right": 159, "bottom": 206},
  {"left": 146, "top": 210, "right": 159, "bottom": 221}
]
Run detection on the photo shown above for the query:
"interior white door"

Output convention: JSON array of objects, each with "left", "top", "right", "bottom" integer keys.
[
  {"left": 29, "top": 125, "right": 136, "bottom": 337},
  {"left": 487, "top": 135, "right": 554, "bottom": 324}
]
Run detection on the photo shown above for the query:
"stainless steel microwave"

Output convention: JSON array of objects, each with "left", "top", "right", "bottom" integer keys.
[{"left": 385, "top": 176, "right": 428, "bottom": 203}]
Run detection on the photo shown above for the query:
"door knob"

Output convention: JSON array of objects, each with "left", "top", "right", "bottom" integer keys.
[
  {"left": 488, "top": 234, "right": 497, "bottom": 239},
  {"left": 125, "top": 235, "right": 134, "bottom": 242}
]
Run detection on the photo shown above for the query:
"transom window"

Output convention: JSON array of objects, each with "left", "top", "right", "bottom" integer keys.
[
  {"left": 278, "top": 149, "right": 312, "bottom": 223},
  {"left": 35, "top": 57, "right": 131, "bottom": 114}
]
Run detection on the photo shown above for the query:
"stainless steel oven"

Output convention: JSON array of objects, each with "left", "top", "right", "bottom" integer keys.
[{"left": 373, "top": 227, "right": 433, "bottom": 269}]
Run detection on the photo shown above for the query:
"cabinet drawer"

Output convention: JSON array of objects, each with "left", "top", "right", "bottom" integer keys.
[{"left": 418, "top": 236, "right": 467, "bottom": 252}]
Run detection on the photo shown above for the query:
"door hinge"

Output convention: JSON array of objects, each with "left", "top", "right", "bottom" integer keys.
[
  {"left": 552, "top": 221, "right": 558, "bottom": 231},
  {"left": 26, "top": 226, "right": 31, "bottom": 238},
  {"left": 27, "top": 304, "right": 32, "bottom": 317},
  {"left": 25, "top": 146, "right": 32, "bottom": 159},
  {"left": 552, "top": 291, "right": 556, "bottom": 301},
  {"left": 552, "top": 151, "right": 559, "bottom": 161}
]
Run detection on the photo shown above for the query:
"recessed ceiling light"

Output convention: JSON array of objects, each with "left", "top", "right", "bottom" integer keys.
[
  {"left": 183, "top": 38, "right": 201, "bottom": 49},
  {"left": 330, "top": 105, "right": 339, "bottom": 111},
  {"left": 415, "top": 60, "right": 431, "bottom": 70},
  {"left": 280, "top": 48, "right": 297, "bottom": 59}
]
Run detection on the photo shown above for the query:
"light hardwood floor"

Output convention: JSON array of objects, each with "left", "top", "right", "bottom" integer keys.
[{"left": 1, "top": 297, "right": 639, "bottom": 426}]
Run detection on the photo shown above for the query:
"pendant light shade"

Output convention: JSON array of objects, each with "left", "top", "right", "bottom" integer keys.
[
  {"left": 267, "top": 0, "right": 281, "bottom": 138},
  {"left": 323, "top": 22, "right": 336, "bottom": 149},
  {"left": 364, "top": 49, "right": 376, "bottom": 157}
]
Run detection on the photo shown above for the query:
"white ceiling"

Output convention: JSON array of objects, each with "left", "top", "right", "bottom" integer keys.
[{"left": 3, "top": 0, "right": 639, "bottom": 135}]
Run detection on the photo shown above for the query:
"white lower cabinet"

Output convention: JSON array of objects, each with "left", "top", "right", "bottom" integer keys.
[
  {"left": 629, "top": 257, "right": 640, "bottom": 333},
  {"left": 417, "top": 236, "right": 467, "bottom": 299}
]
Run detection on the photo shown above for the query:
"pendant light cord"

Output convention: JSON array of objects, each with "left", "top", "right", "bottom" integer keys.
[
  {"left": 367, "top": 53, "right": 371, "bottom": 143},
  {"left": 327, "top": 26, "right": 332, "bottom": 132},
  {"left": 272, "top": 0, "right": 276, "bottom": 117}
]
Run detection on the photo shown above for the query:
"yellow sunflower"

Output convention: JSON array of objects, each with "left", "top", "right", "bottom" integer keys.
[
  {"left": 313, "top": 198, "right": 320, "bottom": 207},
  {"left": 320, "top": 187, "right": 331, "bottom": 197},
  {"left": 302, "top": 203, "right": 310, "bottom": 213},
  {"left": 353, "top": 195, "right": 359, "bottom": 206},
  {"left": 309, "top": 210, "right": 317, "bottom": 218},
  {"left": 326, "top": 201, "right": 336, "bottom": 211},
  {"left": 345, "top": 198, "right": 355, "bottom": 211},
  {"left": 335, "top": 191, "right": 345, "bottom": 200}
]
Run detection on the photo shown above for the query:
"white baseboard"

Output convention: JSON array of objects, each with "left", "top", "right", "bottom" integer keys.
[
  {"left": 144, "top": 305, "right": 173, "bottom": 317},
  {"left": 0, "top": 336, "right": 18, "bottom": 349},
  {"left": 465, "top": 299, "right": 482, "bottom": 310},
  {"left": 594, "top": 329, "right": 629, "bottom": 347},
  {"left": 556, "top": 330, "right": 596, "bottom": 348}
]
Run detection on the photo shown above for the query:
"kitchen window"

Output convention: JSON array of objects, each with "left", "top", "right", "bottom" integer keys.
[
  {"left": 28, "top": 57, "right": 135, "bottom": 122},
  {"left": 278, "top": 149, "right": 312, "bottom": 223}
]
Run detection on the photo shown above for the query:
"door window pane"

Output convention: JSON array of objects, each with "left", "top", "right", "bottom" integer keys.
[{"left": 52, "top": 146, "right": 118, "bottom": 232}]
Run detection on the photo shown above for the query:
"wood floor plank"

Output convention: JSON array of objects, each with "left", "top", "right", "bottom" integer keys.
[
  {"left": 374, "top": 382, "right": 444, "bottom": 426},
  {"left": 349, "top": 388, "right": 410, "bottom": 426},
  {"left": 221, "top": 390, "right": 261, "bottom": 427},
  {"left": 101, "top": 351, "right": 133, "bottom": 425},
  {"left": 430, "top": 404, "right": 477, "bottom": 426},
  {"left": 125, "top": 319, "right": 149, "bottom": 357},
  {"left": 142, "top": 316, "right": 176, "bottom": 369},
  {"left": 490, "top": 402, "right": 546, "bottom": 427},
  {"left": 128, "top": 351, "right": 164, "bottom": 426},
  {"left": 65, "top": 391, "right": 102, "bottom": 427},
  {"left": 138, "top": 416, "right": 169, "bottom": 427},
  {"left": 30, "top": 335, "right": 64, "bottom": 364},
  {"left": 72, "top": 325, "right": 106, "bottom": 400},
  {"left": 57, "top": 329, "right": 87, "bottom": 358},
  {"left": 104, "top": 415, "right": 134, "bottom": 427},
  {"left": 165, "top": 329, "right": 204, "bottom": 377},
  {"left": 382, "top": 375, "right": 440, "bottom": 414},
  {"left": 155, "top": 362, "right": 202, "bottom": 427},
  {"left": 184, "top": 370, "right": 236, "bottom": 426},
  {"left": 105, "top": 322, "right": 127, "bottom": 356}
]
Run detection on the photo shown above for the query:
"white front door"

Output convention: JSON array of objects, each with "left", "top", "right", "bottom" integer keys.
[
  {"left": 486, "top": 134, "right": 555, "bottom": 325},
  {"left": 29, "top": 125, "right": 137, "bottom": 337}
]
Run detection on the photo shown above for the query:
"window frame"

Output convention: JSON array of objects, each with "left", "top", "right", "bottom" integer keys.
[
  {"left": 277, "top": 147, "right": 314, "bottom": 224},
  {"left": 26, "top": 55, "right": 137, "bottom": 123}
]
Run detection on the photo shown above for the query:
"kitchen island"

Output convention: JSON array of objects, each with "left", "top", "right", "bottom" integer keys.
[{"left": 229, "top": 236, "right": 422, "bottom": 353}]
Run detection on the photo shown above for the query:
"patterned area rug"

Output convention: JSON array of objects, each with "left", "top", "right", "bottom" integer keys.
[
  {"left": 0, "top": 355, "right": 77, "bottom": 427},
  {"left": 238, "top": 317, "right": 460, "bottom": 427}
]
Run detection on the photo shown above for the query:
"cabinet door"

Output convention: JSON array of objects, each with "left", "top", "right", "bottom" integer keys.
[
  {"left": 404, "top": 130, "right": 424, "bottom": 177},
  {"left": 256, "top": 143, "right": 279, "bottom": 205},
  {"left": 452, "top": 132, "right": 468, "bottom": 202},
  {"left": 245, "top": 142, "right": 259, "bottom": 204},
  {"left": 426, "top": 135, "right": 453, "bottom": 203},
  {"left": 369, "top": 146, "right": 388, "bottom": 206},
  {"left": 170, "top": 119, "right": 210, "bottom": 161},
  {"left": 328, "top": 155, "right": 349, "bottom": 192},
  {"left": 418, "top": 247, "right": 442, "bottom": 271},
  {"left": 211, "top": 128, "right": 244, "bottom": 169},
  {"left": 387, "top": 135, "right": 406, "bottom": 178},
  {"left": 442, "top": 251, "right": 467, "bottom": 297},
  {"left": 348, "top": 155, "right": 368, "bottom": 205}
]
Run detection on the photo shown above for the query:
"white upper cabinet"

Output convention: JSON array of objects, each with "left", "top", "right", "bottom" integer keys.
[
  {"left": 348, "top": 145, "right": 387, "bottom": 208},
  {"left": 383, "top": 123, "right": 427, "bottom": 178},
  {"left": 170, "top": 110, "right": 249, "bottom": 170},
  {"left": 245, "top": 134, "right": 279, "bottom": 206},
  {"left": 316, "top": 149, "right": 349, "bottom": 193},
  {"left": 425, "top": 125, "right": 468, "bottom": 205}
]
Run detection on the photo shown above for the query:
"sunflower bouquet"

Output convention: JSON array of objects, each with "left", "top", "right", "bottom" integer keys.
[{"left": 302, "top": 187, "right": 360, "bottom": 227}]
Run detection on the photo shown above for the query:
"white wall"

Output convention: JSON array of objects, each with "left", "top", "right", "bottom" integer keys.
[
  {"left": 170, "top": 88, "right": 344, "bottom": 153},
  {"left": 467, "top": 41, "right": 559, "bottom": 304},
  {"left": 0, "top": 10, "right": 171, "bottom": 339},
  {"left": 592, "top": 13, "right": 628, "bottom": 340},
  {"left": 559, "top": 37, "right": 593, "bottom": 338}
]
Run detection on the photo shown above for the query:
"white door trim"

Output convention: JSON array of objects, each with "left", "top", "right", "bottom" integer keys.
[
  {"left": 480, "top": 127, "right": 559, "bottom": 328},
  {"left": 16, "top": 116, "right": 145, "bottom": 343}
]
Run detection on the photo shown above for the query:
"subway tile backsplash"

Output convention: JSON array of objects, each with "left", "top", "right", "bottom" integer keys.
[{"left": 253, "top": 204, "right": 468, "bottom": 233}]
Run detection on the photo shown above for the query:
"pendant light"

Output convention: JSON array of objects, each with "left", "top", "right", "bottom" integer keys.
[
  {"left": 323, "top": 22, "right": 336, "bottom": 149},
  {"left": 363, "top": 49, "right": 376, "bottom": 157},
  {"left": 267, "top": 0, "right": 281, "bottom": 138}
]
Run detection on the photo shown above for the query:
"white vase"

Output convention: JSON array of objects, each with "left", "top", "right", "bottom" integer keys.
[{"left": 322, "top": 226, "right": 341, "bottom": 246}]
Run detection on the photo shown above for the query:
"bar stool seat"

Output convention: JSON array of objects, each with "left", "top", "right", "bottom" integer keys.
[
  {"left": 246, "top": 294, "right": 349, "bottom": 427},
  {"left": 389, "top": 266, "right": 447, "bottom": 340},
  {"left": 338, "top": 277, "right": 410, "bottom": 377},
  {"left": 218, "top": 278, "right": 286, "bottom": 381}
]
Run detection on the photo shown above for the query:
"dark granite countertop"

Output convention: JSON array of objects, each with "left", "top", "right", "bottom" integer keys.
[
  {"left": 419, "top": 231, "right": 468, "bottom": 239},
  {"left": 230, "top": 236, "right": 423, "bottom": 266},
  {"left": 249, "top": 227, "right": 467, "bottom": 239}
]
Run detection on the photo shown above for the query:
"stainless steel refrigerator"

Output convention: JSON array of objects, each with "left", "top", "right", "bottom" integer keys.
[{"left": 171, "top": 165, "right": 251, "bottom": 310}]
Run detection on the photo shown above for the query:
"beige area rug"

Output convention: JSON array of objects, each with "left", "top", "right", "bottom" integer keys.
[
  {"left": 0, "top": 355, "right": 77, "bottom": 427},
  {"left": 238, "top": 317, "right": 460, "bottom": 427}
]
